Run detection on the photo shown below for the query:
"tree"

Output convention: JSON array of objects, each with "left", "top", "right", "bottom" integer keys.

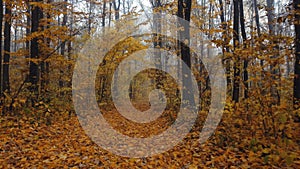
[
  {"left": 177, "top": 0, "right": 195, "bottom": 106},
  {"left": 40, "top": 0, "right": 52, "bottom": 92},
  {"left": 150, "top": 0, "right": 163, "bottom": 99},
  {"left": 29, "top": 0, "right": 43, "bottom": 100},
  {"left": 218, "top": 0, "right": 231, "bottom": 89},
  {"left": 112, "top": 0, "right": 121, "bottom": 20},
  {"left": 3, "top": 0, "right": 12, "bottom": 94},
  {"left": 26, "top": 1, "right": 31, "bottom": 59},
  {"left": 253, "top": 0, "right": 261, "bottom": 37},
  {"left": 239, "top": 0, "right": 248, "bottom": 99},
  {"left": 0, "top": 0, "right": 3, "bottom": 99},
  {"left": 59, "top": 0, "right": 68, "bottom": 89},
  {"left": 102, "top": 0, "right": 107, "bottom": 28},
  {"left": 266, "top": 0, "right": 275, "bottom": 35},
  {"left": 232, "top": 0, "right": 240, "bottom": 102},
  {"left": 294, "top": 0, "right": 300, "bottom": 108}
]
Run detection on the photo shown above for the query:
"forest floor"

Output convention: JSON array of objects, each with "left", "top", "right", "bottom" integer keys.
[{"left": 0, "top": 106, "right": 300, "bottom": 168}]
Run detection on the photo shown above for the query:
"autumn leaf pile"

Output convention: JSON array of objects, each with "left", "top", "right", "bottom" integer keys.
[{"left": 0, "top": 103, "right": 299, "bottom": 168}]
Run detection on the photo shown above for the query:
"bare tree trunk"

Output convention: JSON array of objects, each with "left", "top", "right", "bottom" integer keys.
[
  {"left": 14, "top": 20, "right": 17, "bottom": 52},
  {"left": 40, "top": 7, "right": 46, "bottom": 94},
  {"left": 87, "top": 0, "right": 93, "bottom": 34},
  {"left": 102, "top": 0, "right": 106, "bottom": 28},
  {"left": 3, "top": 1, "right": 12, "bottom": 94},
  {"left": 239, "top": 0, "right": 248, "bottom": 99},
  {"left": 59, "top": 0, "right": 68, "bottom": 89},
  {"left": 42, "top": 0, "right": 52, "bottom": 89},
  {"left": 294, "top": 0, "right": 300, "bottom": 110},
  {"left": 232, "top": 0, "right": 240, "bottom": 102},
  {"left": 0, "top": 0, "right": 3, "bottom": 99},
  {"left": 151, "top": 0, "right": 163, "bottom": 100},
  {"left": 29, "top": 0, "right": 43, "bottom": 102},
  {"left": 253, "top": 0, "right": 263, "bottom": 68},
  {"left": 218, "top": 0, "right": 231, "bottom": 91},
  {"left": 178, "top": 0, "right": 195, "bottom": 106},
  {"left": 99, "top": 0, "right": 107, "bottom": 102},
  {"left": 113, "top": 0, "right": 121, "bottom": 20},
  {"left": 253, "top": 0, "right": 261, "bottom": 36},
  {"left": 67, "top": 0, "right": 74, "bottom": 88},
  {"left": 266, "top": 0, "right": 275, "bottom": 35},
  {"left": 26, "top": 1, "right": 30, "bottom": 61},
  {"left": 267, "top": 0, "right": 279, "bottom": 104},
  {"left": 112, "top": 0, "right": 121, "bottom": 95},
  {"left": 108, "top": 2, "right": 112, "bottom": 27}
]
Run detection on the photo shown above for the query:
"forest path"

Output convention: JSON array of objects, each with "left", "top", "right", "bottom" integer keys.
[{"left": 0, "top": 109, "right": 299, "bottom": 168}]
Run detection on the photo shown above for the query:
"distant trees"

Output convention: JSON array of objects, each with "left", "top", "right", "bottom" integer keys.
[{"left": 0, "top": 0, "right": 297, "bottom": 114}]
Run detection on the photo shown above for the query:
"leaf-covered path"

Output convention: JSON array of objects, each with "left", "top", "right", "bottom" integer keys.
[{"left": 1, "top": 110, "right": 299, "bottom": 168}]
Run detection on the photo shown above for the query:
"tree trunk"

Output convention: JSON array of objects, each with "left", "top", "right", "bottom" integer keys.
[
  {"left": 253, "top": 0, "right": 263, "bottom": 68},
  {"left": 3, "top": 1, "right": 12, "bottom": 94},
  {"left": 14, "top": 20, "right": 17, "bottom": 53},
  {"left": 0, "top": 0, "right": 3, "bottom": 98},
  {"left": 239, "top": 0, "right": 248, "bottom": 99},
  {"left": 253, "top": 0, "right": 261, "bottom": 36},
  {"left": 67, "top": 0, "right": 74, "bottom": 88},
  {"left": 108, "top": 2, "right": 112, "bottom": 27},
  {"left": 151, "top": 0, "right": 163, "bottom": 100},
  {"left": 99, "top": 0, "right": 107, "bottom": 102},
  {"left": 59, "top": 0, "right": 68, "bottom": 89},
  {"left": 113, "top": 0, "right": 121, "bottom": 20},
  {"left": 178, "top": 0, "right": 195, "bottom": 106},
  {"left": 102, "top": 1, "right": 106, "bottom": 28},
  {"left": 294, "top": 0, "right": 300, "bottom": 109},
  {"left": 232, "top": 0, "right": 240, "bottom": 102},
  {"left": 266, "top": 0, "right": 275, "bottom": 35},
  {"left": 267, "top": 0, "right": 279, "bottom": 104},
  {"left": 88, "top": 0, "right": 93, "bottom": 34},
  {"left": 218, "top": 0, "right": 231, "bottom": 91},
  {"left": 26, "top": 1, "right": 30, "bottom": 60},
  {"left": 112, "top": 0, "right": 121, "bottom": 95},
  {"left": 29, "top": 0, "right": 43, "bottom": 100}
]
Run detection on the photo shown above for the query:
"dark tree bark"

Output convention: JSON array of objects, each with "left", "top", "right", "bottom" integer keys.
[
  {"left": 151, "top": 0, "right": 163, "bottom": 99},
  {"left": 266, "top": 0, "right": 275, "bottom": 35},
  {"left": 253, "top": 0, "right": 264, "bottom": 68},
  {"left": 266, "top": 0, "right": 280, "bottom": 104},
  {"left": 112, "top": 0, "right": 121, "bottom": 94},
  {"left": 3, "top": 1, "right": 12, "bottom": 93},
  {"left": 59, "top": 0, "right": 68, "bottom": 89},
  {"left": 178, "top": 0, "right": 195, "bottom": 106},
  {"left": 294, "top": 0, "right": 300, "bottom": 109},
  {"left": 102, "top": 1, "right": 106, "bottom": 28},
  {"left": 40, "top": 3, "right": 47, "bottom": 94},
  {"left": 87, "top": 0, "right": 93, "bottom": 34},
  {"left": 108, "top": 2, "right": 112, "bottom": 27},
  {"left": 67, "top": 0, "right": 74, "bottom": 88},
  {"left": 29, "top": 0, "right": 43, "bottom": 98},
  {"left": 232, "top": 0, "right": 240, "bottom": 102},
  {"left": 99, "top": 0, "right": 107, "bottom": 102},
  {"left": 0, "top": 0, "right": 3, "bottom": 98},
  {"left": 218, "top": 0, "right": 231, "bottom": 90},
  {"left": 113, "top": 0, "right": 121, "bottom": 20},
  {"left": 253, "top": 0, "right": 261, "bottom": 36},
  {"left": 26, "top": 1, "right": 31, "bottom": 60},
  {"left": 42, "top": 0, "right": 52, "bottom": 89},
  {"left": 239, "top": 0, "right": 248, "bottom": 99}
]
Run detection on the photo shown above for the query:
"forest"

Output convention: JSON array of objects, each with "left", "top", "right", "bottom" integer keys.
[{"left": 0, "top": 0, "right": 300, "bottom": 168}]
